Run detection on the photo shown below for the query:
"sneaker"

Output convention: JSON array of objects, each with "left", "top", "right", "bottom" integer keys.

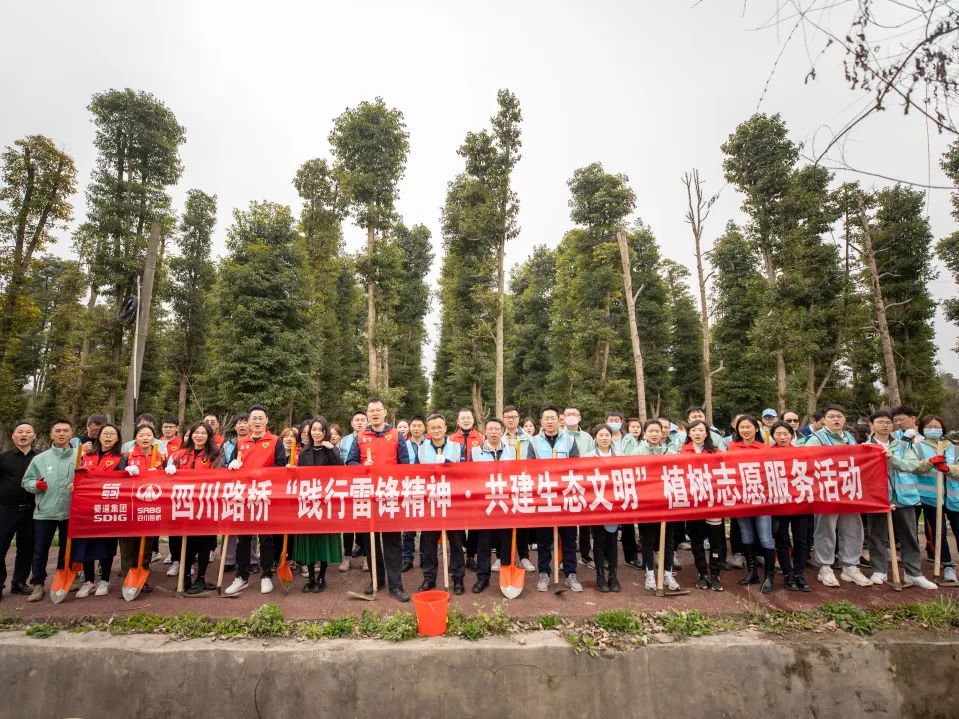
[
  {"left": 223, "top": 577, "right": 249, "bottom": 596},
  {"left": 76, "top": 581, "right": 95, "bottom": 598},
  {"left": 28, "top": 584, "right": 44, "bottom": 602},
  {"left": 163, "top": 553, "right": 172, "bottom": 565},
  {"left": 626, "top": 559, "right": 644, "bottom": 571},
  {"left": 945, "top": 566, "right": 958, "bottom": 583},
  {"left": 338, "top": 557, "right": 351, "bottom": 572},
  {"left": 151, "top": 552, "right": 161, "bottom": 563},
  {"left": 520, "top": 558, "right": 535, "bottom": 572},
  {"left": 166, "top": 561, "right": 179, "bottom": 577},
  {"left": 665, "top": 574, "right": 681, "bottom": 591},
  {"left": 818, "top": 566, "right": 840, "bottom": 587},
  {"left": 529, "top": 543, "right": 537, "bottom": 551},
  {"left": 730, "top": 553, "right": 745, "bottom": 569},
  {"left": 260, "top": 577, "right": 274, "bottom": 594},
  {"left": 905, "top": 574, "right": 938, "bottom": 590},
  {"left": 710, "top": 576, "right": 724, "bottom": 592},
  {"left": 840, "top": 566, "right": 872, "bottom": 587},
  {"left": 870, "top": 572, "right": 887, "bottom": 586},
  {"left": 95, "top": 580, "right": 110, "bottom": 596},
  {"left": 565, "top": 573, "right": 583, "bottom": 592},
  {"left": 644, "top": 570, "right": 656, "bottom": 590},
  {"left": 536, "top": 572, "right": 549, "bottom": 592},
  {"left": 579, "top": 557, "right": 596, "bottom": 570},
  {"left": 491, "top": 559, "right": 501, "bottom": 572}
]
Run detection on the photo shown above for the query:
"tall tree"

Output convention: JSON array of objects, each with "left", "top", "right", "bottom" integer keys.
[
  {"left": 74, "top": 88, "right": 185, "bottom": 419},
  {"left": 661, "top": 259, "right": 704, "bottom": 418},
  {"left": 169, "top": 190, "right": 217, "bottom": 425},
  {"left": 937, "top": 139, "right": 959, "bottom": 357},
  {"left": 208, "top": 202, "right": 310, "bottom": 418},
  {"left": 329, "top": 98, "right": 409, "bottom": 392}
]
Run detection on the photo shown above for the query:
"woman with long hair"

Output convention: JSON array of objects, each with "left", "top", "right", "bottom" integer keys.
[
  {"left": 680, "top": 420, "right": 726, "bottom": 591},
  {"left": 74, "top": 424, "right": 122, "bottom": 598},
  {"left": 769, "top": 421, "right": 812, "bottom": 591},
  {"left": 585, "top": 424, "right": 620, "bottom": 593}
]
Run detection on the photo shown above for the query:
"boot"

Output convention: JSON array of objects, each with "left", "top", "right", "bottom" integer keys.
[
  {"left": 785, "top": 573, "right": 799, "bottom": 591},
  {"left": 596, "top": 573, "right": 609, "bottom": 593},
  {"left": 760, "top": 548, "right": 775, "bottom": 593},
  {"left": 738, "top": 544, "right": 759, "bottom": 586},
  {"left": 608, "top": 573, "right": 621, "bottom": 592}
]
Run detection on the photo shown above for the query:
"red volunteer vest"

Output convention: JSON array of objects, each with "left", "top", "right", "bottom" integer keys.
[
  {"left": 81, "top": 451, "right": 121, "bottom": 472},
  {"left": 238, "top": 432, "right": 279, "bottom": 469},
  {"left": 127, "top": 444, "right": 165, "bottom": 471},
  {"left": 357, "top": 426, "right": 402, "bottom": 465}
]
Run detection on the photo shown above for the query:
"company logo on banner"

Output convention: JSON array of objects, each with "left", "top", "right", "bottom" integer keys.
[{"left": 67, "top": 445, "right": 891, "bottom": 539}]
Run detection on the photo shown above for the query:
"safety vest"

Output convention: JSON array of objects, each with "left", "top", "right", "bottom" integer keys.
[
  {"left": 868, "top": 436, "right": 921, "bottom": 507},
  {"left": 238, "top": 432, "right": 279, "bottom": 469},
  {"left": 81, "top": 451, "right": 121, "bottom": 471},
  {"left": 416, "top": 439, "right": 462, "bottom": 464},
  {"left": 472, "top": 443, "right": 518, "bottom": 462},
  {"left": 914, "top": 439, "right": 959, "bottom": 510},
  {"left": 126, "top": 444, "right": 165, "bottom": 471},
  {"left": 356, "top": 425, "right": 403, "bottom": 465},
  {"left": 504, "top": 431, "right": 533, "bottom": 460},
  {"left": 173, "top": 447, "right": 216, "bottom": 470},
  {"left": 530, "top": 432, "right": 576, "bottom": 459}
]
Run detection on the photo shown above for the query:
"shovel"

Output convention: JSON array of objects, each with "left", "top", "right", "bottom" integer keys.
[
  {"left": 500, "top": 528, "right": 525, "bottom": 599},
  {"left": 441, "top": 530, "right": 450, "bottom": 590},
  {"left": 215, "top": 535, "right": 230, "bottom": 596},
  {"left": 176, "top": 535, "right": 188, "bottom": 598},
  {"left": 552, "top": 526, "right": 567, "bottom": 595},
  {"left": 886, "top": 510, "right": 904, "bottom": 591},
  {"left": 276, "top": 534, "right": 293, "bottom": 593},
  {"left": 122, "top": 537, "right": 150, "bottom": 602},
  {"left": 348, "top": 531, "right": 377, "bottom": 601},
  {"left": 49, "top": 536, "right": 78, "bottom": 604}
]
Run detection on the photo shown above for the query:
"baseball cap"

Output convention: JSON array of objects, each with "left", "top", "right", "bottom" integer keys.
[{"left": 761, "top": 408, "right": 777, "bottom": 418}]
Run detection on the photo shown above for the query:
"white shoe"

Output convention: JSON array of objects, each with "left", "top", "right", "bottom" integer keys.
[
  {"left": 645, "top": 570, "right": 656, "bottom": 590},
  {"left": 163, "top": 553, "right": 172, "bottom": 565},
  {"left": 151, "top": 552, "right": 161, "bottom": 563},
  {"left": 338, "top": 557, "right": 351, "bottom": 572},
  {"left": 945, "top": 566, "right": 957, "bottom": 583},
  {"left": 565, "top": 573, "right": 583, "bottom": 592},
  {"left": 166, "top": 561, "right": 179, "bottom": 577},
  {"left": 260, "top": 577, "right": 274, "bottom": 594},
  {"left": 818, "top": 566, "right": 840, "bottom": 587},
  {"left": 224, "top": 577, "right": 248, "bottom": 596},
  {"left": 95, "top": 580, "right": 110, "bottom": 596},
  {"left": 840, "top": 566, "right": 872, "bottom": 587},
  {"left": 491, "top": 559, "right": 501, "bottom": 572},
  {"left": 76, "top": 581, "right": 95, "bottom": 598},
  {"left": 870, "top": 572, "right": 887, "bottom": 585},
  {"left": 905, "top": 574, "right": 938, "bottom": 590},
  {"left": 665, "top": 574, "right": 681, "bottom": 591},
  {"left": 730, "top": 553, "right": 745, "bottom": 569},
  {"left": 520, "top": 558, "right": 535, "bottom": 572},
  {"left": 536, "top": 572, "right": 549, "bottom": 592}
]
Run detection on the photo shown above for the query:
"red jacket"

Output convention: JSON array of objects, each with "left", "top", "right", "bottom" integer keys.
[
  {"left": 679, "top": 443, "right": 720, "bottom": 454},
  {"left": 449, "top": 428, "right": 484, "bottom": 462},
  {"left": 81, "top": 451, "right": 122, "bottom": 472},
  {"left": 123, "top": 444, "right": 165, "bottom": 471},
  {"left": 725, "top": 440, "right": 768, "bottom": 453},
  {"left": 349, "top": 425, "right": 409, "bottom": 466},
  {"left": 173, "top": 447, "right": 221, "bottom": 470},
  {"left": 238, "top": 431, "right": 281, "bottom": 469},
  {"left": 164, "top": 436, "right": 182, "bottom": 455}
]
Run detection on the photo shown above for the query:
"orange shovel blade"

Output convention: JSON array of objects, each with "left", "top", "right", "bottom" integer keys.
[
  {"left": 122, "top": 567, "right": 150, "bottom": 602},
  {"left": 49, "top": 566, "right": 78, "bottom": 604},
  {"left": 499, "top": 564, "right": 525, "bottom": 599},
  {"left": 276, "top": 561, "right": 293, "bottom": 592}
]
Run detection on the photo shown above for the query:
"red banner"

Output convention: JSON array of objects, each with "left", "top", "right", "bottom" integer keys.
[{"left": 67, "top": 444, "right": 889, "bottom": 538}]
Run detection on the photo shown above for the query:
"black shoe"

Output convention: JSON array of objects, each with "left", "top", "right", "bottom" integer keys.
[
  {"left": 224, "top": 564, "right": 236, "bottom": 572},
  {"left": 401, "top": 560, "right": 413, "bottom": 573},
  {"left": 203, "top": 580, "right": 216, "bottom": 591},
  {"left": 608, "top": 575, "right": 621, "bottom": 592},
  {"left": 760, "top": 576, "right": 774, "bottom": 594},
  {"left": 302, "top": 580, "right": 315, "bottom": 593},
  {"left": 313, "top": 578, "right": 326, "bottom": 593},
  {"left": 785, "top": 574, "right": 800, "bottom": 592},
  {"left": 141, "top": 583, "right": 153, "bottom": 594},
  {"left": 465, "top": 557, "right": 477, "bottom": 571},
  {"left": 796, "top": 575, "right": 811, "bottom": 592},
  {"left": 625, "top": 559, "right": 644, "bottom": 571},
  {"left": 710, "top": 576, "right": 724, "bottom": 592},
  {"left": 250, "top": 565, "right": 261, "bottom": 575},
  {"left": 364, "top": 582, "right": 375, "bottom": 596},
  {"left": 418, "top": 579, "right": 436, "bottom": 592},
  {"left": 9, "top": 583, "right": 31, "bottom": 596},
  {"left": 738, "top": 546, "right": 759, "bottom": 586},
  {"left": 389, "top": 587, "right": 410, "bottom": 602},
  {"left": 472, "top": 578, "right": 489, "bottom": 593},
  {"left": 596, "top": 575, "right": 609, "bottom": 593},
  {"left": 186, "top": 580, "right": 205, "bottom": 596},
  {"left": 760, "top": 549, "right": 776, "bottom": 593},
  {"left": 453, "top": 579, "right": 465, "bottom": 595},
  {"left": 696, "top": 573, "right": 709, "bottom": 590}
]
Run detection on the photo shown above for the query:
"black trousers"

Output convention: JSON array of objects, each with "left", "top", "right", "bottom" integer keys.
[
  {"left": 688, "top": 520, "right": 725, "bottom": 576},
  {"left": 620, "top": 523, "right": 639, "bottom": 562},
  {"left": 591, "top": 526, "right": 619, "bottom": 576},
  {"left": 515, "top": 528, "right": 530, "bottom": 559},
  {"left": 0, "top": 506, "right": 34, "bottom": 588},
  {"left": 186, "top": 535, "right": 217, "bottom": 580},
  {"left": 640, "top": 522, "right": 674, "bottom": 571},
  {"left": 477, "top": 528, "right": 512, "bottom": 582},
  {"left": 31, "top": 519, "right": 68, "bottom": 586},
  {"left": 422, "top": 529, "right": 465, "bottom": 583},
  {"left": 465, "top": 529, "right": 478, "bottom": 558},
  {"left": 361, "top": 531, "right": 404, "bottom": 591},
  {"left": 578, "top": 525, "right": 592, "bottom": 560},
  {"left": 237, "top": 534, "right": 276, "bottom": 580},
  {"left": 774, "top": 514, "right": 812, "bottom": 577}
]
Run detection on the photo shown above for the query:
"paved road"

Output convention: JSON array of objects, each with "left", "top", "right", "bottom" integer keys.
[{"left": 4, "top": 537, "right": 957, "bottom": 620}]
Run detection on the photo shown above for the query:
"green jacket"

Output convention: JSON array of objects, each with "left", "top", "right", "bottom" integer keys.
[
  {"left": 22, "top": 446, "right": 76, "bottom": 521},
  {"left": 562, "top": 428, "right": 596, "bottom": 456}
]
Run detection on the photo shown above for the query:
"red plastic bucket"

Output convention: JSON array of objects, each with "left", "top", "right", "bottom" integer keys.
[{"left": 411, "top": 589, "right": 449, "bottom": 636}]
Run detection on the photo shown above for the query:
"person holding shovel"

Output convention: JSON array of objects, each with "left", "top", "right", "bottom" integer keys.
[
  {"left": 21, "top": 419, "right": 76, "bottom": 602},
  {"left": 346, "top": 398, "right": 411, "bottom": 602},
  {"left": 914, "top": 415, "right": 959, "bottom": 582}
]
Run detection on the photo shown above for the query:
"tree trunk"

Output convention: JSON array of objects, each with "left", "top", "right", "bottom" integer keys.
[
  {"left": 177, "top": 372, "right": 188, "bottom": 428},
  {"left": 121, "top": 222, "right": 162, "bottom": 439},
  {"left": 380, "top": 345, "right": 390, "bottom": 391},
  {"left": 471, "top": 380, "right": 484, "bottom": 423},
  {"left": 495, "top": 240, "right": 505, "bottom": 418},
  {"left": 856, "top": 192, "right": 902, "bottom": 407},
  {"left": 616, "top": 230, "right": 647, "bottom": 423},
  {"left": 72, "top": 285, "right": 98, "bottom": 425},
  {"left": 685, "top": 171, "right": 716, "bottom": 426},
  {"left": 806, "top": 356, "right": 817, "bottom": 419},
  {"left": 761, "top": 246, "right": 787, "bottom": 412},
  {"left": 366, "top": 224, "right": 379, "bottom": 391}
]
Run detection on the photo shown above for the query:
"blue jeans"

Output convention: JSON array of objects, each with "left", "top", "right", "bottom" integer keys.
[
  {"left": 736, "top": 515, "right": 774, "bottom": 550},
  {"left": 402, "top": 531, "right": 423, "bottom": 565}
]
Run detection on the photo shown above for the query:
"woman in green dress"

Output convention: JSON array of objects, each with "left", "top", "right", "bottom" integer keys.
[{"left": 294, "top": 416, "right": 343, "bottom": 592}]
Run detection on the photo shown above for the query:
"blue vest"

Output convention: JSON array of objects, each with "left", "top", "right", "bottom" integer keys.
[
  {"left": 869, "top": 437, "right": 921, "bottom": 507},
  {"left": 405, "top": 438, "right": 428, "bottom": 463},
  {"left": 806, "top": 429, "right": 857, "bottom": 446},
  {"left": 339, "top": 433, "right": 357, "bottom": 464},
  {"left": 416, "top": 439, "right": 462, "bottom": 464},
  {"left": 530, "top": 432, "right": 576, "bottom": 459},
  {"left": 472, "top": 444, "right": 518, "bottom": 462},
  {"left": 914, "top": 440, "right": 958, "bottom": 509}
]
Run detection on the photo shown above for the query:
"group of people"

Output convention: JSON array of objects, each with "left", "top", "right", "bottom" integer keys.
[{"left": 0, "top": 397, "right": 956, "bottom": 605}]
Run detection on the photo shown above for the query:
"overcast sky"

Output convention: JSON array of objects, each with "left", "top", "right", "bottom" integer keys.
[{"left": 3, "top": 0, "right": 957, "bottom": 379}]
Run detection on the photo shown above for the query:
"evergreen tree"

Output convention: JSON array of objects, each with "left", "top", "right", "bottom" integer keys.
[{"left": 661, "top": 260, "right": 704, "bottom": 417}]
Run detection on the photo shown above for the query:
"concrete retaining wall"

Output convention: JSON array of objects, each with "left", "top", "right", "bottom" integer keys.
[{"left": 0, "top": 630, "right": 954, "bottom": 718}]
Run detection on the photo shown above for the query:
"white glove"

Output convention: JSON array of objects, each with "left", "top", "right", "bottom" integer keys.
[
  {"left": 904, "top": 428, "right": 918, "bottom": 440},
  {"left": 228, "top": 459, "right": 243, "bottom": 470},
  {"left": 164, "top": 463, "right": 177, "bottom": 476},
  {"left": 125, "top": 464, "right": 140, "bottom": 476}
]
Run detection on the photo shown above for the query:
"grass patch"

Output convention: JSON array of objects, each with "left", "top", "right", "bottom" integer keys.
[
  {"left": 247, "top": 603, "right": 288, "bottom": 637},
  {"left": 595, "top": 609, "right": 643, "bottom": 634},
  {"left": 378, "top": 612, "right": 418, "bottom": 642},
  {"left": 819, "top": 601, "right": 883, "bottom": 636},
  {"left": 566, "top": 632, "right": 600, "bottom": 657},
  {"left": 212, "top": 617, "right": 246, "bottom": 638},
  {"left": 538, "top": 614, "right": 559, "bottom": 630},
  {"left": 892, "top": 598, "right": 959, "bottom": 630},
  {"left": 747, "top": 608, "right": 817, "bottom": 634},
  {"left": 477, "top": 603, "right": 511, "bottom": 635},
  {"left": 109, "top": 612, "right": 165, "bottom": 634},
  {"left": 25, "top": 622, "right": 58, "bottom": 639},
  {"left": 321, "top": 616, "right": 357, "bottom": 639},
  {"left": 660, "top": 609, "right": 715, "bottom": 639},
  {"left": 162, "top": 613, "right": 214, "bottom": 638}
]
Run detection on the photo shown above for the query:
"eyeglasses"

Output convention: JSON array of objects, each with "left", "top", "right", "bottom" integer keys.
[{"left": 784, "top": 418, "right": 800, "bottom": 424}]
